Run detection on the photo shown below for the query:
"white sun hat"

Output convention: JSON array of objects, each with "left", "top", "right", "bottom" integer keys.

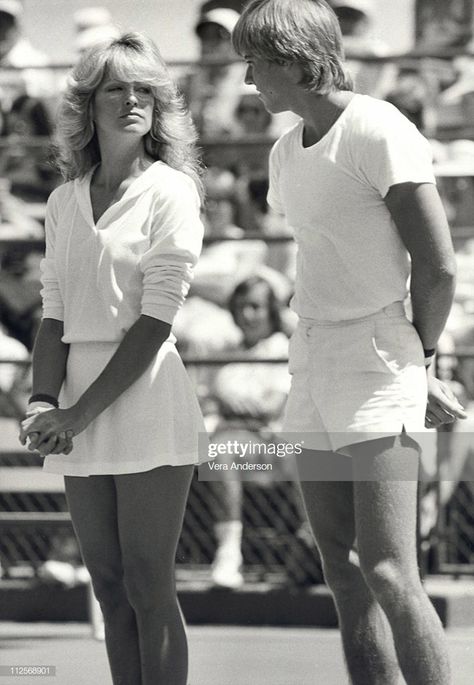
[
  {"left": 195, "top": 8, "right": 241, "bottom": 36},
  {"left": 0, "top": 0, "right": 23, "bottom": 17}
]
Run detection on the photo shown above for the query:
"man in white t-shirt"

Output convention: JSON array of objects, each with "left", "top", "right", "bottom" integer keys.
[{"left": 232, "top": 2, "right": 466, "bottom": 684}]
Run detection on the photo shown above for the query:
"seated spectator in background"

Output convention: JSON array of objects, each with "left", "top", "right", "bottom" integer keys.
[
  {"left": 174, "top": 166, "right": 291, "bottom": 360},
  {"left": 183, "top": 7, "right": 244, "bottom": 138},
  {"left": 207, "top": 276, "right": 291, "bottom": 587},
  {"left": 73, "top": 6, "right": 120, "bottom": 56},
  {"left": 430, "top": 139, "right": 474, "bottom": 232},
  {"left": 0, "top": 175, "right": 45, "bottom": 238},
  {"left": 0, "top": 1, "right": 57, "bottom": 202},
  {"left": 0, "top": 246, "right": 42, "bottom": 350},
  {"left": 330, "top": 0, "right": 395, "bottom": 98},
  {"left": 233, "top": 86, "right": 272, "bottom": 138},
  {"left": 2, "top": 92, "right": 57, "bottom": 201},
  {"left": 0, "top": 319, "right": 29, "bottom": 418},
  {"left": 385, "top": 68, "right": 428, "bottom": 130},
  {"left": 190, "top": 166, "right": 285, "bottom": 307},
  {"left": 183, "top": 5, "right": 296, "bottom": 146},
  {"left": 0, "top": 1, "right": 54, "bottom": 112}
]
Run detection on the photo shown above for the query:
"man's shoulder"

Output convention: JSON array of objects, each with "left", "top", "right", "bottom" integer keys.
[
  {"left": 270, "top": 119, "right": 302, "bottom": 159},
  {"left": 348, "top": 94, "right": 415, "bottom": 135}
]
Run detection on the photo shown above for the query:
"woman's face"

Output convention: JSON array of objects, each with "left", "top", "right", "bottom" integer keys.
[
  {"left": 233, "top": 283, "right": 274, "bottom": 347},
  {"left": 92, "top": 68, "right": 154, "bottom": 139}
]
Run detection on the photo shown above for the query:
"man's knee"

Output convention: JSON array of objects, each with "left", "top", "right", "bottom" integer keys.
[
  {"left": 322, "top": 549, "right": 361, "bottom": 595},
  {"left": 360, "top": 558, "right": 419, "bottom": 603}
]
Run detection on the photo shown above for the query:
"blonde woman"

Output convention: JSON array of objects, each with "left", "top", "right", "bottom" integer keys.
[{"left": 20, "top": 33, "right": 205, "bottom": 685}]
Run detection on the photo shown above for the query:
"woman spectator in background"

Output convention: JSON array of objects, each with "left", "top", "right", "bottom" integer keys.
[{"left": 207, "top": 276, "right": 291, "bottom": 587}]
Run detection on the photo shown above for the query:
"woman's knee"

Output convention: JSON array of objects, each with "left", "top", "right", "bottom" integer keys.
[
  {"left": 89, "top": 565, "right": 128, "bottom": 613},
  {"left": 123, "top": 557, "right": 176, "bottom": 613}
]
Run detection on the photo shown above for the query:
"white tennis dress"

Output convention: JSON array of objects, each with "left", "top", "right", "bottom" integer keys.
[{"left": 40, "top": 161, "right": 207, "bottom": 476}]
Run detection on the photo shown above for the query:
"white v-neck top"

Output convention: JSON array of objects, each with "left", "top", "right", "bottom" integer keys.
[{"left": 40, "top": 161, "right": 204, "bottom": 343}]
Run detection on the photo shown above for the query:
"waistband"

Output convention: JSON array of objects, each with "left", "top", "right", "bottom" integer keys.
[{"left": 298, "top": 302, "right": 406, "bottom": 329}]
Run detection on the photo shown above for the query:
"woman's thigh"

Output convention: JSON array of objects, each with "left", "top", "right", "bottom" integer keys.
[
  {"left": 114, "top": 465, "right": 194, "bottom": 584},
  {"left": 64, "top": 475, "right": 122, "bottom": 577}
]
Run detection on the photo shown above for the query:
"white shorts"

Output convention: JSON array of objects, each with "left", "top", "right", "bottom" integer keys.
[{"left": 281, "top": 302, "right": 428, "bottom": 455}]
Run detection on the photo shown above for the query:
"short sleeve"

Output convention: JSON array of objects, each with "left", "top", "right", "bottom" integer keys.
[
  {"left": 139, "top": 174, "right": 204, "bottom": 325},
  {"left": 267, "top": 138, "right": 285, "bottom": 215},
  {"left": 359, "top": 108, "right": 436, "bottom": 198},
  {"left": 40, "top": 189, "right": 64, "bottom": 321}
]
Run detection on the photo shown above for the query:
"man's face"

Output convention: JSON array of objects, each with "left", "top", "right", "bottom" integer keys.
[
  {"left": 0, "top": 12, "right": 17, "bottom": 60},
  {"left": 244, "top": 55, "right": 292, "bottom": 114}
]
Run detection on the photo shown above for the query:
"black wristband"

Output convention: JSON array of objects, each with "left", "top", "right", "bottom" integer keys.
[
  {"left": 423, "top": 348, "right": 436, "bottom": 358},
  {"left": 28, "top": 394, "right": 59, "bottom": 408}
]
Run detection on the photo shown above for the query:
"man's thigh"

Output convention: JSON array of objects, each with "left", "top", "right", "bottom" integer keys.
[
  {"left": 347, "top": 436, "right": 420, "bottom": 572},
  {"left": 296, "top": 449, "right": 355, "bottom": 557}
]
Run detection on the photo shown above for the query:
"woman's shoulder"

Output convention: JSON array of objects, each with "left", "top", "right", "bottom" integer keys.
[
  {"left": 46, "top": 179, "right": 75, "bottom": 210},
  {"left": 150, "top": 162, "right": 200, "bottom": 202},
  {"left": 48, "top": 179, "right": 75, "bottom": 200}
]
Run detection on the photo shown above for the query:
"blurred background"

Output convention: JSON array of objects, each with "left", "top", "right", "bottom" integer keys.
[{"left": 0, "top": 0, "right": 473, "bottom": 631}]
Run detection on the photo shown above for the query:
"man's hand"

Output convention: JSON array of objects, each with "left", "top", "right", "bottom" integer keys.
[{"left": 425, "top": 376, "right": 468, "bottom": 428}]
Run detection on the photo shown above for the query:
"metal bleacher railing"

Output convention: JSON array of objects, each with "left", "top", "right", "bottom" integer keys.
[{"left": 1, "top": 53, "right": 474, "bottom": 586}]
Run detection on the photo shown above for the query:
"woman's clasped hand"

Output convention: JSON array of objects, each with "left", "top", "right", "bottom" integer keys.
[{"left": 19, "top": 407, "right": 84, "bottom": 456}]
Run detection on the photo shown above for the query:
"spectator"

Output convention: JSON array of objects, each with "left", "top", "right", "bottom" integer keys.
[
  {"left": 233, "top": 85, "right": 272, "bottom": 138},
  {"left": 385, "top": 68, "right": 428, "bottom": 130},
  {"left": 73, "top": 6, "right": 120, "bottom": 56},
  {"left": 330, "top": 0, "right": 395, "bottom": 97},
  {"left": 2, "top": 92, "right": 57, "bottom": 201},
  {"left": 0, "top": 246, "right": 42, "bottom": 350},
  {"left": 207, "top": 276, "right": 291, "bottom": 587},
  {"left": 0, "top": 319, "right": 29, "bottom": 418},
  {"left": 0, "top": 0, "right": 54, "bottom": 111},
  {"left": 183, "top": 7, "right": 244, "bottom": 138}
]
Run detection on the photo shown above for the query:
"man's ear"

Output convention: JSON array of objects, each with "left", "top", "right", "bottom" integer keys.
[{"left": 285, "top": 62, "right": 305, "bottom": 85}]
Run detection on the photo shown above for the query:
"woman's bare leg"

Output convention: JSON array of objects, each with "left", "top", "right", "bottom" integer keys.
[
  {"left": 65, "top": 475, "right": 141, "bottom": 685},
  {"left": 115, "top": 464, "right": 194, "bottom": 685}
]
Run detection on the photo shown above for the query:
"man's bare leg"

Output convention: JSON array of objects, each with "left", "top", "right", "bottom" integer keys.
[
  {"left": 297, "top": 449, "right": 400, "bottom": 684},
  {"left": 349, "top": 434, "right": 450, "bottom": 685}
]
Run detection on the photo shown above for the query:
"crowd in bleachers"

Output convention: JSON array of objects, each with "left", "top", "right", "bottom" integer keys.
[{"left": 1, "top": 0, "right": 474, "bottom": 584}]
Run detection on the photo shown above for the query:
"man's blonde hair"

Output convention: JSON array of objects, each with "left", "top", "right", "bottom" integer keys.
[{"left": 232, "top": 0, "right": 353, "bottom": 94}]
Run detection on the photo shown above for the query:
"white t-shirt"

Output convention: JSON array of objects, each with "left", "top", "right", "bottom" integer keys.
[
  {"left": 267, "top": 94, "right": 437, "bottom": 322},
  {"left": 41, "top": 162, "right": 203, "bottom": 342}
]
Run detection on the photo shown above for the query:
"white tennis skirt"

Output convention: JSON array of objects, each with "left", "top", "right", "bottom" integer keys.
[
  {"left": 281, "top": 302, "right": 428, "bottom": 455},
  {"left": 42, "top": 340, "right": 207, "bottom": 476}
]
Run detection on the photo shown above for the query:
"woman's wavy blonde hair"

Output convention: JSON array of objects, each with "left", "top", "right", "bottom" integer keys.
[{"left": 54, "top": 32, "right": 203, "bottom": 198}]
